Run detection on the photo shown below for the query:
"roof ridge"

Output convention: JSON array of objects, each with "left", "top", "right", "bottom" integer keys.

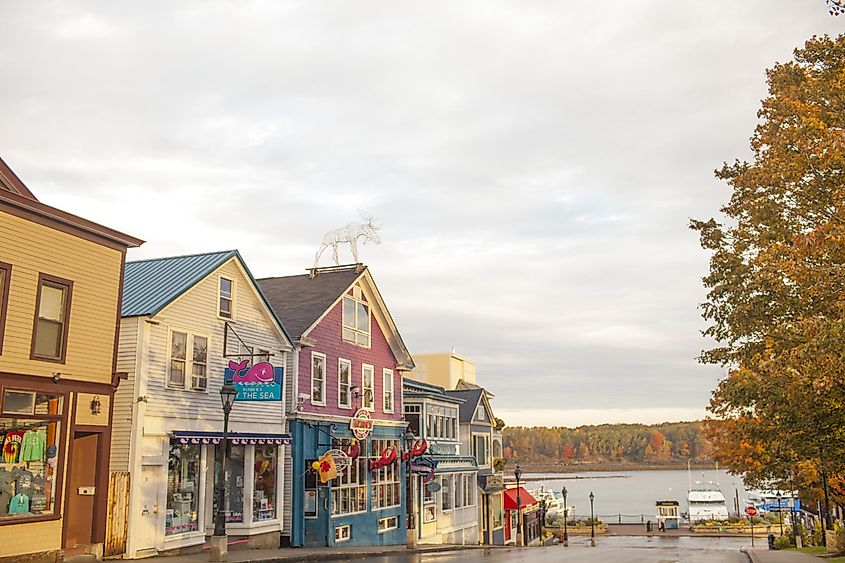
[{"left": 127, "top": 249, "right": 237, "bottom": 265}]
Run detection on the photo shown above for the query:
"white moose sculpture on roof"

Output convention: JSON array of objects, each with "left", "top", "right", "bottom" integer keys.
[{"left": 313, "top": 211, "right": 382, "bottom": 268}]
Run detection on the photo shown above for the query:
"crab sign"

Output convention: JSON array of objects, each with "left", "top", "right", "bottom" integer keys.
[{"left": 314, "top": 211, "right": 381, "bottom": 268}]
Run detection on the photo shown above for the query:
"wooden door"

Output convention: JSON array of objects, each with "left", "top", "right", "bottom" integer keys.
[{"left": 65, "top": 432, "right": 100, "bottom": 549}]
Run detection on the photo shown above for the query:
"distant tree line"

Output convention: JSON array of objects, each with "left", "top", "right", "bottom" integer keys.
[{"left": 502, "top": 422, "right": 713, "bottom": 465}]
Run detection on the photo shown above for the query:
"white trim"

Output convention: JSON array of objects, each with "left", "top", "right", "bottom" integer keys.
[
  {"left": 310, "top": 352, "right": 327, "bottom": 406},
  {"left": 382, "top": 368, "right": 394, "bottom": 414},
  {"left": 377, "top": 515, "right": 399, "bottom": 533},
  {"left": 341, "top": 292, "right": 372, "bottom": 349},
  {"left": 337, "top": 358, "right": 352, "bottom": 409},
  {"left": 165, "top": 327, "right": 211, "bottom": 393},
  {"left": 217, "top": 274, "right": 235, "bottom": 321},
  {"left": 334, "top": 524, "right": 351, "bottom": 543},
  {"left": 361, "top": 363, "right": 374, "bottom": 411}
]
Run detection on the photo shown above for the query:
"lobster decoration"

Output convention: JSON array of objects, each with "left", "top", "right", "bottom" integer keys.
[
  {"left": 402, "top": 438, "right": 428, "bottom": 461},
  {"left": 343, "top": 439, "right": 361, "bottom": 461},
  {"left": 369, "top": 446, "right": 397, "bottom": 471}
]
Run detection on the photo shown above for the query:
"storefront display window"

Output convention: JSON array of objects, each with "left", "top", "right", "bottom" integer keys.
[
  {"left": 370, "top": 439, "right": 400, "bottom": 509},
  {"left": 491, "top": 492, "right": 504, "bottom": 528},
  {"left": 253, "top": 446, "right": 277, "bottom": 521},
  {"left": 214, "top": 444, "right": 245, "bottom": 523},
  {"left": 166, "top": 442, "right": 200, "bottom": 535},
  {"left": 331, "top": 439, "right": 367, "bottom": 516}
]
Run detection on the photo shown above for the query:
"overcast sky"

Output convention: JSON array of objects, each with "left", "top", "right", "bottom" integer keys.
[{"left": 1, "top": 2, "right": 841, "bottom": 427}]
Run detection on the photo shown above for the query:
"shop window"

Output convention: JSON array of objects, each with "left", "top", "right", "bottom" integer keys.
[
  {"left": 311, "top": 353, "right": 326, "bottom": 406},
  {"left": 378, "top": 515, "right": 398, "bottom": 533},
  {"left": 166, "top": 442, "right": 200, "bottom": 535},
  {"left": 382, "top": 369, "right": 394, "bottom": 413},
  {"left": 0, "top": 389, "right": 63, "bottom": 521},
  {"left": 441, "top": 475, "right": 453, "bottom": 511},
  {"left": 219, "top": 277, "right": 233, "bottom": 319},
  {"left": 0, "top": 263, "right": 10, "bottom": 355},
  {"left": 464, "top": 474, "right": 476, "bottom": 506},
  {"left": 491, "top": 492, "right": 504, "bottom": 528},
  {"left": 338, "top": 359, "right": 352, "bottom": 409},
  {"left": 331, "top": 442, "right": 367, "bottom": 516},
  {"left": 341, "top": 288, "right": 370, "bottom": 347},
  {"left": 253, "top": 446, "right": 277, "bottom": 521},
  {"left": 31, "top": 275, "right": 72, "bottom": 362},
  {"left": 335, "top": 524, "right": 351, "bottom": 543},
  {"left": 213, "top": 444, "right": 245, "bottom": 522},
  {"left": 455, "top": 473, "right": 464, "bottom": 508},
  {"left": 361, "top": 365, "right": 374, "bottom": 411},
  {"left": 370, "top": 439, "right": 400, "bottom": 510}
]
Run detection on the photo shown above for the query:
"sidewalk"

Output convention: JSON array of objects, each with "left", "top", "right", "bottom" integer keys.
[
  {"left": 744, "top": 548, "right": 822, "bottom": 563},
  {"left": 138, "top": 544, "right": 484, "bottom": 563}
]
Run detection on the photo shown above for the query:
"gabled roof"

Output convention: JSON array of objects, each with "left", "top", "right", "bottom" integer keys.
[
  {"left": 123, "top": 250, "right": 238, "bottom": 317},
  {"left": 0, "top": 157, "right": 38, "bottom": 200},
  {"left": 446, "top": 388, "right": 485, "bottom": 422},
  {"left": 258, "top": 265, "right": 414, "bottom": 369},
  {"left": 257, "top": 267, "right": 361, "bottom": 339}
]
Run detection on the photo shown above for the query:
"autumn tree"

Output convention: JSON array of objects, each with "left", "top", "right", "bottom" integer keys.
[{"left": 691, "top": 35, "right": 845, "bottom": 491}]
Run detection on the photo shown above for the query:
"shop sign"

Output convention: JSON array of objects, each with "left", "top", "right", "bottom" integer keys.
[
  {"left": 226, "top": 361, "right": 283, "bottom": 401},
  {"left": 349, "top": 408, "right": 374, "bottom": 440},
  {"left": 325, "top": 448, "right": 351, "bottom": 475},
  {"left": 410, "top": 456, "right": 438, "bottom": 483},
  {"left": 480, "top": 474, "right": 504, "bottom": 492}
]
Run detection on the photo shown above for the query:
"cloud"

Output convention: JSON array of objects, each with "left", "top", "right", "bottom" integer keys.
[{"left": 0, "top": 1, "right": 840, "bottom": 424}]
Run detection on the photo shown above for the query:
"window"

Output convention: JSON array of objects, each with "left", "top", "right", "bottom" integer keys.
[
  {"left": 423, "top": 479, "right": 434, "bottom": 504},
  {"left": 382, "top": 369, "right": 394, "bottom": 413},
  {"left": 169, "top": 331, "right": 208, "bottom": 390},
  {"left": 311, "top": 353, "right": 326, "bottom": 405},
  {"left": 361, "top": 364, "right": 374, "bottom": 411},
  {"left": 441, "top": 475, "right": 453, "bottom": 511},
  {"left": 31, "top": 275, "right": 72, "bottom": 362},
  {"left": 425, "top": 405, "right": 458, "bottom": 440},
  {"left": 213, "top": 444, "right": 245, "bottom": 522},
  {"left": 371, "top": 439, "right": 400, "bottom": 509},
  {"left": 338, "top": 359, "right": 352, "bottom": 409},
  {"left": 166, "top": 442, "right": 200, "bottom": 535},
  {"left": 0, "top": 389, "right": 64, "bottom": 521},
  {"left": 404, "top": 404, "right": 421, "bottom": 436},
  {"left": 341, "top": 289, "right": 370, "bottom": 347},
  {"left": 219, "top": 277, "right": 233, "bottom": 318},
  {"left": 475, "top": 405, "right": 486, "bottom": 422},
  {"left": 455, "top": 473, "right": 464, "bottom": 508},
  {"left": 235, "top": 341, "right": 254, "bottom": 363},
  {"left": 191, "top": 336, "right": 208, "bottom": 390},
  {"left": 378, "top": 515, "right": 398, "bottom": 533},
  {"left": 334, "top": 524, "right": 351, "bottom": 543},
  {"left": 491, "top": 492, "right": 504, "bottom": 528},
  {"left": 464, "top": 474, "right": 476, "bottom": 506},
  {"left": 256, "top": 349, "right": 271, "bottom": 362},
  {"left": 331, "top": 439, "right": 367, "bottom": 515},
  {"left": 254, "top": 446, "right": 277, "bottom": 521},
  {"left": 473, "top": 434, "right": 489, "bottom": 466},
  {"left": 0, "top": 262, "right": 10, "bottom": 354}
]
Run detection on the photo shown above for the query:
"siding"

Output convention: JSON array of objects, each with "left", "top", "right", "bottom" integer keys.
[
  {"left": 140, "top": 258, "right": 289, "bottom": 430},
  {"left": 0, "top": 210, "right": 122, "bottom": 383},
  {"left": 111, "top": 316, "right": 140, "bottom": 472},
  {"left": 282, "top": 349, "right": 295, "bottom": 537}
]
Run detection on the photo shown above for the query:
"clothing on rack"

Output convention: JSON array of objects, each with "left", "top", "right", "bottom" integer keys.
[
  {"left": 3, "top": 431, "right": 24, "bottom": 464},
  {"left": 21, "top": 429, "right": 45, "bottom": 462},
  {"left": 8, "top": 493, "right": 29, "bottom": 514}
]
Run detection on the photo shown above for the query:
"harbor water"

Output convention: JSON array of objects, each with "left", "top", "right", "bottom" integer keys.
[{"left": 521, "top": 469, "right": 748, "bottom": 523}]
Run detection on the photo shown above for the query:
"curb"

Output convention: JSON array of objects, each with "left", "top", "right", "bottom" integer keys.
[
  {"left": 739, "top": 547, "right": 761, "bottom": 563},
  {"left": 169, "top": 545, "right": 492, "bottom": 563}
]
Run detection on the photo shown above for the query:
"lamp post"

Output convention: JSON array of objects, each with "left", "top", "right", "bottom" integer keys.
[
  {"left": 404, "top": 427, "right": 417, "bottom": 549},
  {"left": 540, "top": 499, "right": 546, "bottom": 528},
  {"left": 514, "top": 464, "right": 523, "bottom": 547},
  {"left": 562, "top": 486, "right": 569, "bottom": 547},
  {"left": 211, "top": 378, "right": 237, "bottom": 562},
  {"left": 776, "top": 493, "right": 784, "bottom": 537},
  {"left": 589, "top": 491, "right": 596, "bottom": 547}
]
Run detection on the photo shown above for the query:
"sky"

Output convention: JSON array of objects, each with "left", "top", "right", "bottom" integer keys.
[{"left": 1, "top": 2, "right": 842, "bottom": 427}]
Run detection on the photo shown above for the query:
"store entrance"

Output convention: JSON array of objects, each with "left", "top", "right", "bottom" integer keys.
[{"left": 64, "top": 432, "right": 100, "bottom": 549}]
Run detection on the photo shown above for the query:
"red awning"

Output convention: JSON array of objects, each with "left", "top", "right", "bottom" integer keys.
[{"left": 503, "top": 487, "right": 537, "bottom": 510}]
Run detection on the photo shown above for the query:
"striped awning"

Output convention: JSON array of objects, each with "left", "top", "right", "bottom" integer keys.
[{"left": 171, "top": 430, "right": 292, "bottom": 446}]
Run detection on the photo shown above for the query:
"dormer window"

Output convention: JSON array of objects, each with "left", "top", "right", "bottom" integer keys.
[
  {"left": 341, "top": 287, "right": 370, "bottom": 347},
  {"left": 219, "top": 277, "right": 234, "bottom": 319},
  {"left": 475, "top": 405, "right": 486, "bottom": 422}
]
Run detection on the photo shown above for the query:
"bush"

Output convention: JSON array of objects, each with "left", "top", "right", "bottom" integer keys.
[{"left": 773, "top": 534, "right": 791, "bottom": 550}]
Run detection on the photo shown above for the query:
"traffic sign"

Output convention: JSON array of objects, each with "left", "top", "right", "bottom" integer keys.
[{"left": 745, "top": 506, "right": 758, "bottom": 517}]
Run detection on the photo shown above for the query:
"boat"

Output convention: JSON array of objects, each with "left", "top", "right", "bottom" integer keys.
[
  {"left": 745, "top": 489, "right": 800, "bottom": 514},
  {"left": 526, "top": 485, "right": 574, "bottom": 520},
  {"left": 687, "top": 481, "right": 730, "bottom": 522}
]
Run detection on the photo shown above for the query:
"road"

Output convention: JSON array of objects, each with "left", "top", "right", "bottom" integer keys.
[{"left": 360, "top": 537, "right": 751, "bottom": 563}]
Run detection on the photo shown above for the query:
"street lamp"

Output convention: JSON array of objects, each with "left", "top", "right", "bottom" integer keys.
[
  {"left": 540, "top": 499, "right": 546, "bottom": 528},
  {"left": 514, "top": 464, "right": 523, "bottom": 546},
  {"left": 404, "top": 427, "right": 417, "bottom": 549},
  {"left": 589, "top": 491, "right": 596, "bottom": 547},
  {"left": 776, "top": 493, "right": 784, "bottom": 537},
  {"left": 562, "top": 486, "right": 569, "bottom": 547},
  {"left": 211, "top": 378, "right": 237, "bottom": 561}
]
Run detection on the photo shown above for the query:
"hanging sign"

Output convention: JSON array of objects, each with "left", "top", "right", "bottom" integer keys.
[
  {"left": 349, "top": 408, "right": 374, "bottom": 440},
  {"left": 324, "top": 449, "right": 351, "bottom": 475},
  {"left": 410, "top": 456, "right": 438, "bottom": 483},
  {"left": 226, "top": 360, "right": 283, "bottom": 401}
]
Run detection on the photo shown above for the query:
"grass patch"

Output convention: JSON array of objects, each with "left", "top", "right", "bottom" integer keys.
[{"left": 785, "top": 546, "right": 845, "bottom": 561}]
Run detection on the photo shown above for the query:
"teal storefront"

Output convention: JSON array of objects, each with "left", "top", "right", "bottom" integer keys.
[{"left": 290, "top": 418, "right": 407, "bottom": 547}]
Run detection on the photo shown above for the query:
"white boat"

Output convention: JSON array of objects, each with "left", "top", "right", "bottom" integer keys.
[
  {"left": 687, "top": 481, "right": 730, "bottom": 522},
  {"left": 527, "top": 485, "right": 574, "bottom": 519}
]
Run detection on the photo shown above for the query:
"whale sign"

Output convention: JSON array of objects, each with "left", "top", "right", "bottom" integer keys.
[{"left": 225, "top": 360, "right": 283, "bottom": 401}]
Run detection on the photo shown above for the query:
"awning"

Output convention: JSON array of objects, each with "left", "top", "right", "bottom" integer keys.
[
  {"left": 171, "top": 430, "right": 292, "bottom": 445},
  {"left": 503, "top": 487, "right": 537, "bottom": 510}
]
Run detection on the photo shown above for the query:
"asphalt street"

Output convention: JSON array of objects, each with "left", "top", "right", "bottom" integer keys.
[{"left": 357, "top": 537, "right": 751, "bottom": 563}]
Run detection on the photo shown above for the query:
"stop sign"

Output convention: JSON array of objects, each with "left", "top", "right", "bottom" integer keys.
[{"left": 745, "top": 506, "right": 758, "bottom": 517}]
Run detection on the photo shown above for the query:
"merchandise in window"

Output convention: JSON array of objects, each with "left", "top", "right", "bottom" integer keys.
[
  {"left": 166, "top": 442, "right": 200, "bottom": 535},
  {"left": 0, "top": 389, "right": 63, "bottom": 520},
  {"left": 331, "top": 448, "right": 367, "bottom": 516},
  {"left": 253, "top": 446, "right": 277, "bottom": 521},
  {"left": 370, "top": 439, "right": 400, "bottom": 509},
  {"left": 213, "top": 444, "right": 245, "bottom": 522}
]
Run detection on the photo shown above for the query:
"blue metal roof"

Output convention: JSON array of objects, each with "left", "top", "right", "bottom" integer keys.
[{"left": 122, "top": 250, "right": 237, "bottom": 317}]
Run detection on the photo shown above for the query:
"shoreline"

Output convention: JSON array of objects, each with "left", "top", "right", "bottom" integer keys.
[{"left": 512, "top": 463, "right": 719, "bottom": 474}]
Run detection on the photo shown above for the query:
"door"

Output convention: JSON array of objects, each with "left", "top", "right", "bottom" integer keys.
[
  {"left": 64, "top": 432, "right": 99, "bottom": 549},
  {"left": 304, "top": 486, "right": 330, "bottom": 546},
  {"left": 134, "top": 465, "right": 161, "bottom": 553}
]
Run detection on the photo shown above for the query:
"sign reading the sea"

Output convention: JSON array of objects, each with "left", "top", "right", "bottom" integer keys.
[{"left": 226, "top": 360, "right": 283, "bottom": 401}]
